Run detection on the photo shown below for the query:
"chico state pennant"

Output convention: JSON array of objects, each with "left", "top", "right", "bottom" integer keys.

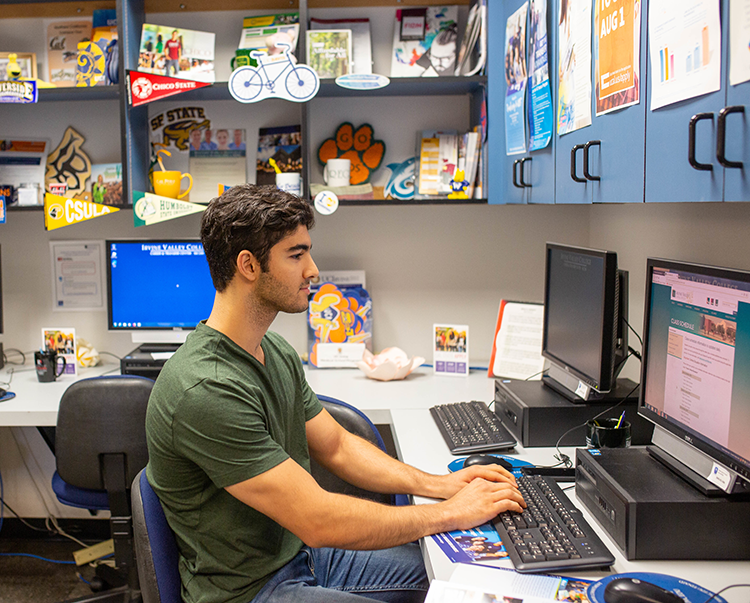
[
  {"left": 45, "top": 193, "right": 119, "bottom": 231},
  {"left": 133, "top": 192, "right": 205, "bottom": 227},
  {"left": 127, "top": 70, "right": 211, "bottom": 107}
]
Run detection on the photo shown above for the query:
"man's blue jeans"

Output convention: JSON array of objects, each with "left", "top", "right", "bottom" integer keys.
[{"left": 252, "top": 543, "right": 429, "bottom": 602}]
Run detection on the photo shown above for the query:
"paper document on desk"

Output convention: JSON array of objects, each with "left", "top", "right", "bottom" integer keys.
[{"left": 431, "top": 563, "right": 593, "bottom": 602}]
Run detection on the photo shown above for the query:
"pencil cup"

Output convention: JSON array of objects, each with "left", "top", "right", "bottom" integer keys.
[{"left": 586, "top": 418, "right": 631, "bottom": 448}]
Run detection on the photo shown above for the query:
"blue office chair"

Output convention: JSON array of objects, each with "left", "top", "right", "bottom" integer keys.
[
  {"left": 52, "top": 375, "right": 154, "bottom": 602},
  {"left": 131, "top": 468, "right": 180, "bottom": 603},
  {"left": 314, "top": 394, "right": 408, "bottom": 506}
]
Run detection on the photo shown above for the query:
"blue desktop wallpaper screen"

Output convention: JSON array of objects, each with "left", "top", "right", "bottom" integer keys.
[{"left": 109, "top": 241, "right": 215, "bottom": 329}]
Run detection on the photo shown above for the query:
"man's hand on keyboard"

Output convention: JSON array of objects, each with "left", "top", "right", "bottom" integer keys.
[
  {"left": 428, "top": 463, "right": 518, "bottom": 500},
  {"left": 440, "top": 477, "right": 526, "bottom": 531}
]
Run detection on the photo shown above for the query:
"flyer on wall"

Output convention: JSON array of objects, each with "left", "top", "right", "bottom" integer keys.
[
  {"left": 557, "top": 0, "right": 593, "bottom": 135},
  {"left": 595, "top": 0, "right": 641, "bottom": 116},
  {"left": 729, "top": 0, "right": 750, "bottom": 86},
  {"left": 648, "top": 0, "right": 721, "bottom": 110},
  {"left": 505, "top": 2, "right": 529, "bottom": 156},
  {"left": 527, "top": 0, "right": 553, "bottom": 151}
]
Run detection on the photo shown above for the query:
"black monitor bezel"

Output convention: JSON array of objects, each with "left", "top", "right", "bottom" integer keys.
[
  {"left": 639, "top": 257, "right": 750, "bottom": 481},
  {"left": 541, "top": 242, "right": 620, "bottom": 392},
  {"left": 106, "top": 238, "right": 210, "bottom": 332}
]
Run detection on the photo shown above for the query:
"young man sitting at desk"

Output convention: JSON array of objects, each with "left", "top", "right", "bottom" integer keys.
[{"left": 145, "top": 184, "right": 525, "bottom": 603}]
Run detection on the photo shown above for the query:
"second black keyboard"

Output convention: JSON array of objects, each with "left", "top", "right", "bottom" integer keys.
[
  {"left": 492, "top": 473, "right": 615, "bottom": 573},
  {"left": 429, "top": 401, "right": 517, "bottom": 454}
]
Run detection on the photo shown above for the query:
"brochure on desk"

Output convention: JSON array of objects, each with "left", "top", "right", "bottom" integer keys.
[{"left": 432, "top": 522, "right": 510, "bottom": 567}]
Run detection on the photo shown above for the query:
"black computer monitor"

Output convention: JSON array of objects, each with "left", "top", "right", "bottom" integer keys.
[
  {"left": 106, "top": 240, "right": 215, "bottom": 337},
  {"left": 639, "top": 258, "right": 750, "bottom": 496},
  {"left": 541, "top": 243, "right": 628, "bottom": 401}
]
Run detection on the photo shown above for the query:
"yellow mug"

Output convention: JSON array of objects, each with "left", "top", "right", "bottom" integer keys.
[{"left": 153, "top": 170, "right": 193, "bottom": 199}]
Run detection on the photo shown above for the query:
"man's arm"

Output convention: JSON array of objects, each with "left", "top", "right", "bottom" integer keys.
[
  {"left": 305, "top": 408, "right": 518, "bottom": 500},
  {"left": 225, "top": 409, "right": 524, "bottom": 551},
  {"left": 226, "top": 455, "right": 523, "bottom": 550}
]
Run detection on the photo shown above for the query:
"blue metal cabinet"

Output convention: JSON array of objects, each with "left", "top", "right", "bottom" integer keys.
[
  {"left": 644, "top": 0, "right": 728, "bottom": 203},
  {"left": 556, "top": 0, "right": 647, "bottom": 204},
  {"left": 489, "top": 0, "right": 556, "bottom": 204},
  {"left": 722, "top": 0, "right": 749, "bottom": 207},
  {"left": 723, "top": 78, "right": 749, "bottom": 201}
]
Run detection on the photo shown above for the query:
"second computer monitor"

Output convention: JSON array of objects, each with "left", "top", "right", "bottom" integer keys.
[
  {"left": 542, "top": 243, "right": 628, "bottom": 401},
  {"left": 107, "top": 240, "right": 215, "bottom": 335}
]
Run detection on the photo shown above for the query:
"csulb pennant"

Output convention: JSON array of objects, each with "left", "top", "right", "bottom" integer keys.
[{"left": 127, "top": 70, "right": 211, "bottom": 107}]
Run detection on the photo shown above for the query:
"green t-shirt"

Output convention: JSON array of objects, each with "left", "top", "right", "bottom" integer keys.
[{"left": 146, "top": 323, "right": 323, "bottom": 603}]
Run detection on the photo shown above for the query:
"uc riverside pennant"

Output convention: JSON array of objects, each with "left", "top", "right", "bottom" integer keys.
[
  {"left": 45, "top": 193, "right": 119, "bottom": 230},
  {"left": 133, "top": 191, "right": 205, "bottom": 227}
]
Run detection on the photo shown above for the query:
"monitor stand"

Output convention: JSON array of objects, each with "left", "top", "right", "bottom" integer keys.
[
  {"left": 542, "top": 364, "right": 635, "bottom": 404},
  {"left": 648, "top": 425, "right": 750, "bottom": 496}
]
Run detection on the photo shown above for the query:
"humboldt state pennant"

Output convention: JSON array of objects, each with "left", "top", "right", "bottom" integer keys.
[
  {"left": 44, "top": 193, "right": 119, "bottom": 231},
  {"left": 127, "top": 70, "right": 211, "bottom": 107},
  {"left": 133, "top": 192, "right": 205, "bottom": 227}
]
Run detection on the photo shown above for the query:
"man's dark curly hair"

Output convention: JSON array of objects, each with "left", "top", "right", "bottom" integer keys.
[{"left": 200, "top": 184, "right": 315, "bottom": 292}]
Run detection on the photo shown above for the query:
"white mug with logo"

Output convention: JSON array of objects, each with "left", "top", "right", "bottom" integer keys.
[
  {"left": 324, "top": 158, "right": 351, "bottom": 187},
  {"left": 276, "top": 172, "right": 302, "bottom": 197}
]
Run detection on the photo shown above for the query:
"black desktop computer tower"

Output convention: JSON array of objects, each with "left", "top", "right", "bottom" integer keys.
[
  {"left": 120, "top": 345, "right": 177, "bottom": 379},
  {"left": 494, "top": 379, "right": 653, "bottom": 447},
  {"left": 575, "top": 447, "right": 750, "bottom": 560}
]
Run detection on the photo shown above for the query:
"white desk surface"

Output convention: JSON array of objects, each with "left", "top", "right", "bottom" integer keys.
[
  {"left": 0, "top": 363, "right": 117, "bottom": 426},
  {"left": 3, "top": 364, "right": 748, "bottom": 598},
  {"left": 0, "top": 363, "right": 496, "bottom": 427},
  {"left": 391, "top": 407, "right": 750, "bottom": 602}
]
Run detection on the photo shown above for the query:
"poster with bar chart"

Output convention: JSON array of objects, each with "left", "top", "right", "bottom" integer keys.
[{"left": 648, "top": 0, "right": 721, "bottom": 110}]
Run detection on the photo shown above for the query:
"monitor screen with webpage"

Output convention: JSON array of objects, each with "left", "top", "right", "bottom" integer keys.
[
  {"left": 541, "top": 243, "right": 628, "bottom": 401},
  {"left": 640, "top": 258, "right": 750, "bottom": 495},
  {"left": 107, "top": 240, "right": 215, "bottom": 337}
]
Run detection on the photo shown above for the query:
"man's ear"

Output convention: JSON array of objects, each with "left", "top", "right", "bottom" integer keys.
[{"left": 235, "top": 250, "right": 261, "bottom": 282}]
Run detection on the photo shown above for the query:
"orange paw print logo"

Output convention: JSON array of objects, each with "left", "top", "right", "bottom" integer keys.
[{"left": 317, "top": 122, "right": 385, "bottom": 185}]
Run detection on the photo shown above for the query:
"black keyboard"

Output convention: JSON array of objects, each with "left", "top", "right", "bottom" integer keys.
[
  {"left": 493, "top": 474, "right": 615, "bottom": 573},
  {"left": 429, "top": 401, "right": 517, "bottom": 454}
]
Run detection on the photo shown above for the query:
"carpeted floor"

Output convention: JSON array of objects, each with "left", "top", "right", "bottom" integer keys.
[{"left": 0, "top": 537, "right": 102, "bottom": 603}]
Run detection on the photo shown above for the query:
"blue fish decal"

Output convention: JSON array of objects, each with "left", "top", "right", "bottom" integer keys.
[{"left": 384, "top": 157, "right": 416, "bottom": 200}]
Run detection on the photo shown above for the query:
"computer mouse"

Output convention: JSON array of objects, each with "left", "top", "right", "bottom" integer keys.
[
  {"left": 463, "top": 454, "right": 513, "bottom": 471},
  {"left": 0, "top": 388, "right": 6, "bottom": 398},
  {"left": 604, "top": 578, "right": 683, "bottom": 603}
]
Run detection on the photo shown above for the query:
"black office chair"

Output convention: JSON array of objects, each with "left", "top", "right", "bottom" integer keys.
[
  {"left": 52, "top": 375, "right": 154, "bottom": 603},
  {"left": 313, "top": 394, "right": 406, "bottom": 506}
]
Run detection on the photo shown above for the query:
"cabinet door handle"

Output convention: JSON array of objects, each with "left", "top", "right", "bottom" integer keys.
[
  {"left": 570, "top": 145, "right": 587, "bottom": 182},
  {"left": 717, "top": 105, "right": 745, "bottom": 169},
  {"left": 688, "top": 112, "right": 714, "bottom": 171},
  {"left": 512, "top": 159, "right": 523, "bottom": 188},
  {"left": 520, "top": 157, "right": 532, "bottom": 188},
  {"left": 583, "top": 140, "right": 601, "bottom": 181}
]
